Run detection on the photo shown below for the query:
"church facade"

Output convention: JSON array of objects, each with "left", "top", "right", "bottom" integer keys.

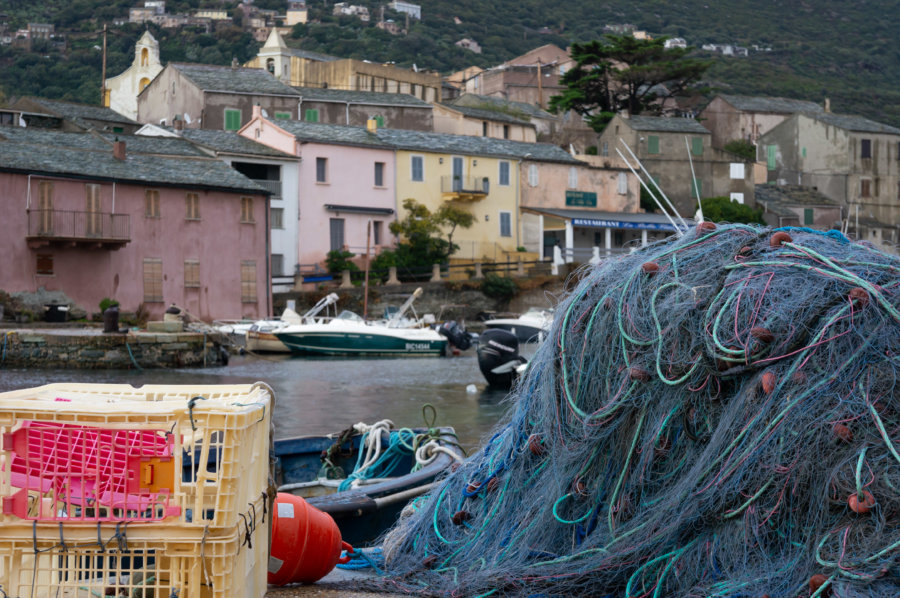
[{"left": 105, "top": 30, "right": 164, "bottom": 120}]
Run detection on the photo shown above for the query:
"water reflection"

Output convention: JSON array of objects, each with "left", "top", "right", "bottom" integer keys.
[{"left": 0, "top": 350, "right": 529, "bottom": 452}]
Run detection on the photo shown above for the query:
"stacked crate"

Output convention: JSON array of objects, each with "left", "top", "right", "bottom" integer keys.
[{"left": 0, "top": 383, "right": 273, "bottom": 598}]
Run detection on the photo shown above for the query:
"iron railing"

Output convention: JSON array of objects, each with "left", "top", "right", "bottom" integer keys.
[
  {"left": 251, "top": 179, "right": 282, "bottom": 198},
  {"left": 440, "top": 175, "right": 490, "bottom": 195},
  {"left": 26, "top": 209, "right": 130, "bottom": 243}
]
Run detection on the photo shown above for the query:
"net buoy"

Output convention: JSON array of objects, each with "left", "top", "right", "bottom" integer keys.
[
  {"left": 769, "top": 231, "right": 792, "bottom": 247},
  {"left": 269, "top": 493, "right": 353, "bottom": 585}
]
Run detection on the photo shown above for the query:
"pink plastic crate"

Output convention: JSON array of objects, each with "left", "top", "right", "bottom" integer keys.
[{"left": 3, "top": 421, "right": 181, "bottom": 522}]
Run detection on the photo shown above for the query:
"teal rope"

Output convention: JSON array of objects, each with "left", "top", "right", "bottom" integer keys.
[{"left": 125, "top": 341, "right": 143, "bottom": 371}]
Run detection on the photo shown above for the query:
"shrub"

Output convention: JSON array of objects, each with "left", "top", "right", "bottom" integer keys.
[
  {"left": 99, "top": 297, "right": 119, "bottom": 312},
  {"left": 325, "top": 249, "right": 359, "bottom": 273},
  {"left": 723, "top": 139, "right": 757, "bottom": 162},
  {"left": 481, "top": 273, "right": 518, "bottom": 301}
]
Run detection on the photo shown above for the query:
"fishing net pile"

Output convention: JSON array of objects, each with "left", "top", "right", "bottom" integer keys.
[{"left": 377, "top": 224, "right": 900, "bottom": 597}]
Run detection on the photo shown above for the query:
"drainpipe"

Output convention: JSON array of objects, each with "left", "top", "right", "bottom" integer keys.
[
  {"left": 265, "top": 191, "right": 271, "bottom": 317},
  {"left": 26, "top": 174, "right": 32, "bottom": 209},
  {"left": 515, "top": 159, "right": 521, "bottom": 249},
  {"left": 346, "top": 101, "right": 351, "bottom": 125}
]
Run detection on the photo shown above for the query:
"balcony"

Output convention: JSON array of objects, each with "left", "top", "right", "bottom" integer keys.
[
  {"left": 26, "top": 209, "right": 131, "bottom": 249},
  {"left": 441, "top": 175, "right": 489, "bottom": 202},
  {"left": 251, "top": 179, "right": 282, "bottom": 198}
]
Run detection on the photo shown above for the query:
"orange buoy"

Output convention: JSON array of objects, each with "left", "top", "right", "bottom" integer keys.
[
  {"left": 848, "top": 287, "right": 869, "bottom": 308},
  {"left": 697, "top": 221, "right": 716, "bottom": 233},
  {"left": 629, "top": 367, "right": 651, "bottom": 382},
  {"left": 769, "top": 231, "right": 792, "bottom": 247},
  {"left": 486, "top": 477, "right": 501, "bottom": 493},
  {"left": 761, "top": 371, "right": 777, "bottom": 395},
  {"left": 832, "top": 423, "right": 853, "bottom": 443},
  {"left": 750, "top": 327, "right": 774, "bottom": 344},
  {"left": 269, "top": 493, "right": 353, "bottom": 586},
  {"left": 641, "top": 261, "right": 660, "bottom": 275},
  {"left": 809, "top": 573, "right": 830, "bottom": 594},
  {"left": 528, "top": 434, "right": 545, "bottom": 456},
  {"left": 848, "top": 490, "right": 875, "bottom": 514}
]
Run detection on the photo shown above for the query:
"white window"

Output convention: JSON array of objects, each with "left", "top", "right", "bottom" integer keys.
[
  {"left": 499, "top": 161, "right": 510, "bottom": 186},
  {"left": 411, "top": 155, "right": 424, "bottom": 181},
  {"left": 499, "top": 211, "right": 512, "bottom": 237},
  {"left": 730, "top": 192, "right": 745, "bottom": 204},
  {"left": 730, "top": 163, "right": 745, "bottom": 179},
  {"left": 568, "top": 167, "right": 578, "bottom": 188},
  {"left": 617, "top": 172, "right": 628, "bottom": 195},
  {"left": 528, "top": 164, "right": 538, "bottom": 187}
]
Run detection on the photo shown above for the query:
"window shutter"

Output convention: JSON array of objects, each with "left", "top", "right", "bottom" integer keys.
[
  {"left": 767, "top": 145, "right": 777, "bottom": 170},
  {"left": 648, "top": 136, "right": 660, "bottom": 154},
  {"left": 692, "top": 137, "right": 703, "bottom": 156}
]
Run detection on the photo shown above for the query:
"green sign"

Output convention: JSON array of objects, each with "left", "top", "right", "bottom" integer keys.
[{"left": 565, "top": 190, "right": 597, "bottom": 207}]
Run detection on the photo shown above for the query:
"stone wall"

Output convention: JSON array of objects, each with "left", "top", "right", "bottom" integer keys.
[{"left": 0, "top": 330, "right": 227, "bottom": 369}]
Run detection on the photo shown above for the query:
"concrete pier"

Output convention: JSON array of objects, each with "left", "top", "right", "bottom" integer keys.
[{"left": 0, "top": 325, "right": 228, "bottom": 369}]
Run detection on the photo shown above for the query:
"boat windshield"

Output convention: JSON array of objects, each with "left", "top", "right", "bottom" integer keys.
[{"left": 335, "top": 310, "right": 365, "bottom": 323}]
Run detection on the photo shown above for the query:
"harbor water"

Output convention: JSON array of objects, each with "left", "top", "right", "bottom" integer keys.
[{"left": 0, "top": 351, "right": 525, "bottom": 452}]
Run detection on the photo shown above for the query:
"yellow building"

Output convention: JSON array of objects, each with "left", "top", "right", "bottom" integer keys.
[
  {"left": 377, "top": 128, "right": 581, "bottom": 262},
  {"left": 246, "top": 29, "right": 441, "bottom": 103}
]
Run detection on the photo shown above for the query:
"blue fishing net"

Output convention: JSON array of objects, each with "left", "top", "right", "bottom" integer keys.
[{"left": 376, "top": 224, "right": 900, "bottom": 597}]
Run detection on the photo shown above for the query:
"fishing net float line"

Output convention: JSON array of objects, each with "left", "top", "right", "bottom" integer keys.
[{"left": 373, "top": 223, "right": 899, "bottom": 598}]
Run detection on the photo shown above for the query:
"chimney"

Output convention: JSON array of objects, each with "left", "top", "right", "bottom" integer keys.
[
  {"left": 113, "top": 138, "right": 126, "bottom": 161},
  {"left": 173, "top": 116, "right": 184, "bottom": 135},
  {"left": 252, "top": 104, "right": 263, "bottom": 119},
  {"left": 366, "top": 118, "right": 377, "bottom": 133},
  {"left": 824, "top": 98, "right": 831, "bottom": 113}
]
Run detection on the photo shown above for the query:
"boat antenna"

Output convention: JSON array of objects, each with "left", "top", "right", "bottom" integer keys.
[
  {"left": 618, "top": 138, "right": 689, "bottom": 230},
  {"left": 615, "top": 145, "right": 684, "bottom": 237},
  {"left": 363, "top": 219, "right": 372, "bottom": 320},
  {"left": 685, "top": 136, "right": 704, "bottom": 222}
]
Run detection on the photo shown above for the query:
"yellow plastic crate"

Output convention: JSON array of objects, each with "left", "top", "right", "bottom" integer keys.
[
  {"left": 0, "top": 383, "right": 273, "bottom": 529},
  {"left": 0, "top": 507, "right": 269, "bottom": 598}
]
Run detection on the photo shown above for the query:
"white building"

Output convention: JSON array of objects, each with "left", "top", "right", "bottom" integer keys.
[
  {"left": 389, "top": 1, "right": 421, "bottom": 20},
  {"left": 104, "top": 30, "right": 164, "bottom": 120}
]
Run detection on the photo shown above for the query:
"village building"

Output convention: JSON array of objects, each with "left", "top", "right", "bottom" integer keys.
[
  {"left": 11, "top": 97, "right": 142, "bottom": 134},
  {"left": 433, "top": 101, "right": 535, "bottom": 142},
  {"left": 597, "top": 114, "right": 757, "bottom": 216},
  {"left": 136, "top": 62, "right": 301, "bottom": 131},
  {"left": 104, "top": 30, "right": 164, "bottom": 121},
  {"left": 754, "top": 184, "right": 843, "bottom": 229},
  {"left": 0, "top": 126, "right": 270, "bottom": 321},
  {"left": 295, "top": 87, "right": 433, "bottom": 130},
  {"left": 759, "top": 111, "right": 900, "bottom": 249},
  {"left": 699, "top": 94, "right": 824, "bottom": 148}
]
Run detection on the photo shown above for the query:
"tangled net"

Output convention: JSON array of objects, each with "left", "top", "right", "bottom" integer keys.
[{"left": 378, "top": 224, "right": 900, "bottom": 597}]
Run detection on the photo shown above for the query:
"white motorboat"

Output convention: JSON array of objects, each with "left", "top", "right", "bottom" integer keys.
[
  {"left": 245, "top": 293, "right": 339, "bottom": 353},
  {"left": 483, "top": 307, "right": 553, "bottom": 343},
  {"left": 274, "top": 288, "right": 448, "bottom": 356}
]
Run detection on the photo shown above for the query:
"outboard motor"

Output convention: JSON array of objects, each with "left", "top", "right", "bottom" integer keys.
[
  {"left": 438, "top": 320, "right": 473, "bottom": 351},
  {"left": 477, "top": 328, "right": 527, "bottom": 390}
]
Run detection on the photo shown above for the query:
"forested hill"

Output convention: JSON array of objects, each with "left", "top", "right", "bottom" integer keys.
[{"left": 1, "top": 0, "right": 898, "bottom": 126}]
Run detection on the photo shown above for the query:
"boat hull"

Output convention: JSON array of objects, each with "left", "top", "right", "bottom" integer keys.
[
  {"left": 275, "top": 330, "right": 447, "bottom": 356},
  {"left": 483, "top": 321, "right": 546, "bottom": 343},
  {"left": 245, "top": 330, "right": 290, "bottom": 353}
]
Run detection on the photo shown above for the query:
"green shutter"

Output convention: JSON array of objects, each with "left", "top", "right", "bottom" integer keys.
[
  {"left": 691, "top": 137, "right": 703, "bottom": 156},
  {"left": 374, "top": 115, "right": 385, "bottom": 127},
  {"left": 274, "top": 112, "right": 290, "bottom": 120},
  {"left": 648, "top": 135, "right": 660, "bottom": 154},
  {"left": 224, "top": 109, "right": 241, "bottom": 131},
  {"left": 804, "top": 208, "right": 814, "bottom": 225},
  {"left": 692, "top": 178, "right": 702, "bottom": 198},
  {"left": 767, "top": 145, "right": 777, "bottom": 170},
  {"left": 305, "top": 109, "right": 318, "bottom": 123}
]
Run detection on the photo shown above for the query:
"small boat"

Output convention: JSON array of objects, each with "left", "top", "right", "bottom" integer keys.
[
  {"left": 483, "top": 307, "right": 553, "bottom": 343},
  {"left": 274, "top": 288, "right": 449, "bottom": 356},
  {"left": 273, "top": 423, "right": 463, "bottom": 546},
  {"left": 245, "top": 293, "right": 339, "bottom": 353},
  {"left": 477, "top": 328, "right": 528, "bottom": 389}
]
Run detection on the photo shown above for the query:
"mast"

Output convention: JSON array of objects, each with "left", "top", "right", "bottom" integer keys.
[{"left": 100, "top": 24, "right": 108, "bottom": 106}]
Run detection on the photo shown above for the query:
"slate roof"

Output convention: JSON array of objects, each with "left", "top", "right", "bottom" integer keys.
[
  {"left": 176, "top": 128, "right": 298, "bottom": 158},
  {"left": 0, "top": 126, "right": 266, "bottom": 194},
  {"left": 22, "top": 97, "right": 138, "bottom": 126},
  {"left": 754, "top": 184, "right": 839, "bottom": 206},
  {"left": 807, "top": 112, "right": 900, "bottom": 135},
  {"left": 449, "top": 94, "right": 553, "bottom": 120},
  {"left": 624, "top": 115, "right": 710, "bottom": 134},
  {"left": 438, "top": 103, "right": 532, "bottom": 126},
  {"left": 172, "top": 63, "right": 300, "bottom": 96},
  {"left": 719, "top": 94, "right": 824, "bottom": 114},
  {"left": 274, "top": 120, "right": 579, "bottom": 163},
  {"left": 286, "top": 48, "right": 340, "bottom": 62},
  {"left": 295, "top": 87, "right": 431, "bottom": 107}
]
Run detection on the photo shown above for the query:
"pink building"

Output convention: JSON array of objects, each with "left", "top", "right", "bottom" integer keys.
[
  {"left": 0, "top": 127, "right": 270, "bottom": 321},
  {"left": 240, "top": 109, "right": 396, "bottom": 269}
]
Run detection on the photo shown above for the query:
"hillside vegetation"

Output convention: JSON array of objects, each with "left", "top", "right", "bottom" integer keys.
[{"left": 1, "top": 0, "right": 897, "bottom": 126}]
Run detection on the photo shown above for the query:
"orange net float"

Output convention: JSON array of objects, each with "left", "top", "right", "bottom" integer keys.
[
  {"left": 750, "top": 327, "right": 775, "bottom": 344},
  {"left": 697, "top": 221, "right": 717, "bottom": 233},
  {"left": 809, "top": 574, "right": 830, "bottom": 594},
  {"left": 641, "top": 261, "right": 660, "bottom": 275},
  {"left": 629, "top": 367, "right": 651, "bottom": 382},
  {"left": 761, "top": 371, "right": 777, "bottom": 395},
  {"left": 528, "top": 434, "right": 545, "bottom": 456},
  {"left": 848, "top": 490, "right": 876, "bottom": 514},
  {"left": 848, "top": 287, "right": 869, "bottom": 308},
  {"left": 832, "top": 423, "right": 853, "bottom": 443},
  {"left": 769, "top": 231, "right": 792, "bottom": 247}
]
